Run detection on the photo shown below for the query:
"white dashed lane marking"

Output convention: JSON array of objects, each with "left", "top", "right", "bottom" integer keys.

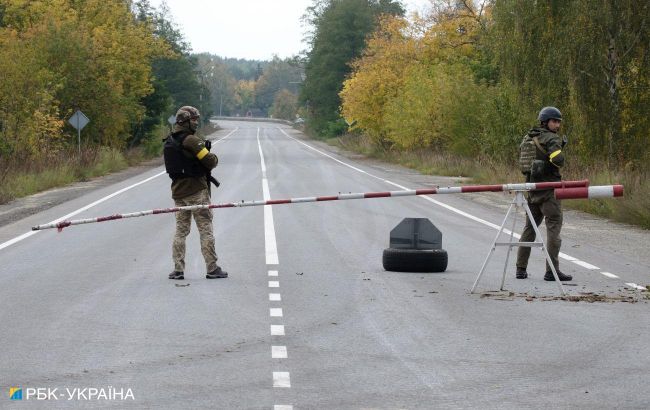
[
  {"left": 270, "top": 308, "right": 283, "bottom": 318},
  {"left": 600, "top": 272, "right": 619, "bottom": 279},
  {"left": 269, "top": 270, "right": 279, "bottom": 276},
  {"left": 269, "top": 281, "right": 279, "bottom": 288},
  {"left": 273, "top": 372, "right": 291, "bottom": 388},
  {"left": 572, "top": 260, "right": 600, "bottom": 270},
  {"left": 271, "top": 325, "right": 285, "bottom": 336},
  {"left": 272, "top": 346, "right": 288, "bottom": 359},
  {"left": 269, "top": 293, "right": 281, "bottom": 301}
]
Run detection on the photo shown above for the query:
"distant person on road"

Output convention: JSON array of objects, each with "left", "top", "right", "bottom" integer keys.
[
  {"left": 163, "top": 106, "right": 228, "bottom": 280},
  {"left": 516, "top": 106, "right": 572, "bottom": 282}
]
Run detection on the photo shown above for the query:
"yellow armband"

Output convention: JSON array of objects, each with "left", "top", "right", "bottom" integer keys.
[{"left": 196, "top": 148, "right": 209, "bottom": 160}]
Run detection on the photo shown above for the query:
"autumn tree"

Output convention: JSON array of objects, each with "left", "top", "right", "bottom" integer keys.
[
  {"left": 340, "top": 16, "right": 419, "bottom": 147},
  {"left": 301, "top": 0, "right": 404, "bottom": 136}
]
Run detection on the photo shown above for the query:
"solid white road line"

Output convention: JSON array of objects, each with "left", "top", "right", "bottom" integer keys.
[
  {"left": 271, "top": 325, "right": 285, "bottom": 336},
  {"left": 0, "top": 128, "right": 239, "bottom": 252},
  {"left": 270, "top": 293, "right": 282, "bottom": 301},
  {"left": 272, "top": 346, "right": 288, "bottom": 359},
  {"left": 257, "top": 128, "right": 279, "bottom": 265},
  {"left": 0, "top": 171, "right": 166, "bottom": 251},
  {"left": 277, "top": 127, "right": 637, "bottom": 286},
  {"left": 273, "top": 372, "right": 291, "bottom": 388},
  {"left": 270, "top": 308, "right": 283, "bottom": 317}
]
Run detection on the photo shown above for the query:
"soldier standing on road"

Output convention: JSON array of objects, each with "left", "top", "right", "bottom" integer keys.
[
  {"left": 164, "top": 106, "right": 228, "bottom": 280},
  {"left": 516, "top": 106, "right": 572, "bottom": 282}
]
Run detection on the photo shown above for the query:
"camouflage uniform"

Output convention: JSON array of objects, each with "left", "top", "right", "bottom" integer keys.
[
  {"left": 173, "top": 189, "right": 218, "bottom": 273},
  {"left": 516, "top": 126, "right": 565, "bottom": 274},
  {"left": 166, "top": 106, "right": 219, "bottom": 274}
]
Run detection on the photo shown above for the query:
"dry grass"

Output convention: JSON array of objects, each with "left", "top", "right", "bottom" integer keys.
[{"left": 0, "top": 147, "right": 130, "bottom": 203}]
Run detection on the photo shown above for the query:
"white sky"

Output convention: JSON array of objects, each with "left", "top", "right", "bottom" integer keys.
[{"left": 147, "top": 0, "right": 432, "bottom": 60}]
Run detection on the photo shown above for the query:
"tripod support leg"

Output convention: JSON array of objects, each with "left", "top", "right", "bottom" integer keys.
[
  {"left": 500, "top": 205, "right": 519, "bottom": 290},
  {"left": 470, "top": 202, "right": 516, "bottom": 294}
]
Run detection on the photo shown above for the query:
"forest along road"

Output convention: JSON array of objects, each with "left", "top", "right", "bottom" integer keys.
[{"left": 1, "top": 120, "right": 648, "bottom": 409}]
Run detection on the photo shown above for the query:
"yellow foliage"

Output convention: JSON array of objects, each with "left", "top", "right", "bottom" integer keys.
[
  {"left": 235, "top": 80, "right": 256, "bottom": 112},
  {"left": 340, "top": 1, "right": 491, "bottom": 151},
  {"left": 340, "top": 16, "right": 420, "bottom": 145},
  {"left": 0, "top": 0, "right": 170, "bottom": 157}
]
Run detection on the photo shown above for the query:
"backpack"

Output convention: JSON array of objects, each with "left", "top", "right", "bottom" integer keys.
[{"left": 518, "top": 133, "right": 546, "bottom": 175}]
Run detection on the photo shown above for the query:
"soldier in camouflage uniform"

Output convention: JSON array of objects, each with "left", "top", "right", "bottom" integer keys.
[
  {"left": 516, "top": 106, "right": 572, "bottom": 282},
  {"left": 164, "top": 106, "right": 228, "bottom": 280}
]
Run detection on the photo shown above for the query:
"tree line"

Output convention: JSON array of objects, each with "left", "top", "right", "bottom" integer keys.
[
  {"left": 196, "top": 54, "right": 304, "bottom": 121},
  {"left": 301, "top": 0, "right": 650, "bottom": 170}
]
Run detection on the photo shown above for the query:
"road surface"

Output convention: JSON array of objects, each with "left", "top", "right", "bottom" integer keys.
[{"left": 1, "top": 120, "right": 648, "bottom": 409}]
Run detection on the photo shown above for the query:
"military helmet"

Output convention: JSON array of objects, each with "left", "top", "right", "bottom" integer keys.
[
  {"left": 538, "top": 106, "right": 562, "bottom": 123},
  {"left": 175, "top": 106, "right": 200, "bottom": 124}
]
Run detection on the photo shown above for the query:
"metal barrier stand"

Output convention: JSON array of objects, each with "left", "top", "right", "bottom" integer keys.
[{"left": 471, "top": 190, "right": 566, "bottom": 296}]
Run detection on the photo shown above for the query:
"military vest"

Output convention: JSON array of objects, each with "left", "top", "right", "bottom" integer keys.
[{"left": 163, "top": 132, "right": 206, "bottom": 180}]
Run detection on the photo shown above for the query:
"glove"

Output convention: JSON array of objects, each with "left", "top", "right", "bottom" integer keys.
[
  {"left": 561, "top": 135, "right": 568, "bottom": 148},
  {"left": 204, "top": 140, "right": 212, "bottom": 151}
]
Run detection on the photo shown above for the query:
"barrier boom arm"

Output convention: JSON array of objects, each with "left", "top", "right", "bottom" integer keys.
[{"left": 32, "top": 180, "right": 606, "bottom": 232}]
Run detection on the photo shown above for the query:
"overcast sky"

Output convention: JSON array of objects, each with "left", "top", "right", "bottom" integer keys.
[{"left": 147, "top": 0, "right": 431, "bottom": 60}]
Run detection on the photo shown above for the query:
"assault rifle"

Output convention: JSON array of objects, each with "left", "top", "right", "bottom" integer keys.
[{"left": 208, "top": 174, "right": 220, "bottom": 188}]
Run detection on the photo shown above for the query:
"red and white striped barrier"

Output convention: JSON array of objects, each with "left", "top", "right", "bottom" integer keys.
[
  {"left": 31, "top": 180, "right": 596, "bottom": 232},
  {"left": 555, "top": 185, "right": 624, "bottom": 200}
]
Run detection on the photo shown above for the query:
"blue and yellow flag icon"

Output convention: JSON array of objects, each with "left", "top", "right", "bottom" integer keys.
[{"left": 10, "top": 387, "right": 22, "bottom": 400}]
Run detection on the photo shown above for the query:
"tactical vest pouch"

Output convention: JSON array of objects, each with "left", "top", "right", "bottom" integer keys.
[{"left": 518, "top": 134, "right": 546, "bottom": 175}]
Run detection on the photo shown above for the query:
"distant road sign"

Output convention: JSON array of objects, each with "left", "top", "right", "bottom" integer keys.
[{"left": 68, "top": 110, "right": 89, "bottom": 131}]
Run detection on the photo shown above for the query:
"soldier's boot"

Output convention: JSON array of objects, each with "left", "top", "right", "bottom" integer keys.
[
  {"left": 206, "top": 266, "right": 228, "bottom": 279},
  {"left": 168, "top": 271, "right": 184, "bottom": 280},
  {"left": 544, "top": 271, "right": 572, "bottom": 281},
  {"left": 516, "top": 268, "right": 528, "bottom": 279}
]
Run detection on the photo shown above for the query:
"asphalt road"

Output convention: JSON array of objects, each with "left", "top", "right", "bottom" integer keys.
[{"left": 1, "top": 120, "right": 649, "bottom": 409}]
